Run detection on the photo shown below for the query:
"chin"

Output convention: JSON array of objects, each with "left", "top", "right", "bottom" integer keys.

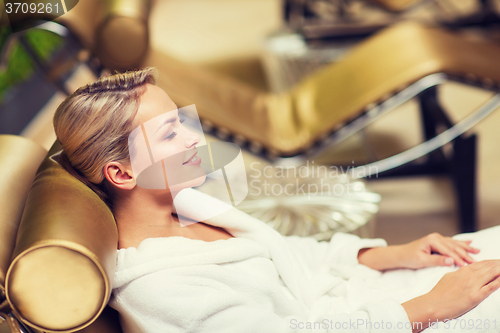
[
  {"left": 192, "top": 176, "right": 206, "bottom": 190},
  {"left": 170, "top": 174, "right": 207, "bottom": 193}
]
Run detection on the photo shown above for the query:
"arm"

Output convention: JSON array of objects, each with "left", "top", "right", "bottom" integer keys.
[
  {"left": 357, "top": 232, "right": 480, "bottom": 271},
  {"left": 114, "top": 280, "right": 414, "bottom": 333},
  {"left": 113, "top": 262, "right": 500, "bottom": 333},
  {"left": 356, "top": 234, "right": 500, "bottom": 333},
  {"left": 401, "top": 260, "right": 500, "bottom": 333},
  {"left": 282, "top": 232, "right": 388, "bottom": 274}
]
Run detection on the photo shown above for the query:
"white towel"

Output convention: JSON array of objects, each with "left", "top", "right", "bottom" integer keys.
[{"left": 109, "top": 188, "right": 500, "bottom": 333}]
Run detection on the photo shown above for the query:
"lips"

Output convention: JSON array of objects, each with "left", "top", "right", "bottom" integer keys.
[{"left": 182, "top": 149, "right": 199, "bottom": 165}]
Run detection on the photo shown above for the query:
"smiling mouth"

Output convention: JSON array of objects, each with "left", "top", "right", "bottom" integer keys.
[{"left": 182, "top": 150, "right": 198, "bottom": 165}]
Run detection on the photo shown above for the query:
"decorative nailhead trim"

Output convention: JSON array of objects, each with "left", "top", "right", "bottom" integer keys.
[
  {"left": 249, "top": 142, "right": 263, "bottom": 154},
  {"left": 233, "top": 134, "right": 247, "bottom": 147},
  {"left": 216, "top": 128, "right": 230, "bottom": 140},
  {"left": 201, "top": 119, "right": 214, "bottom": 132}
]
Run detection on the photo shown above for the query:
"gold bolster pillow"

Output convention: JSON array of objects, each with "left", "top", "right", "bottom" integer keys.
[
  {"left": 0, "top": 135, "right": 46, "bottom": 310},
  {"left": 5, "top": 143, "right": 118, "bottom": 332},
  {"left": 94, "top": 0, "right": 150, "bottom": 71}
]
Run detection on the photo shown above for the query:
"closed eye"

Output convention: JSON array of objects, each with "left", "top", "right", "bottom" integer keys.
[
  {"left": 163, "top": 117, "right": 186, "bottom": 140},
  {"left": 165, "top": 131, "right": 177, "bottom": 140}
]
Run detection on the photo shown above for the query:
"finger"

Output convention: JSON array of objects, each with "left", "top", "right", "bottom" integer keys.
[
  {"left": 431, "top": 242, "right": 467, "bottom": 267},
  {"left": 479, "top": 271, "right": 500, "bottom": 298},
  {"left": 446, "top": 239, "right": 479, "bottom": 261},
  {"left": 426, "top": 254, "right": 454, "bottom": 267},
  {"left": 471, "top": 259, "right": 500, "bottom": 270},
  {"left": 477, "top": 261, "right": 500, "bottom": 285},
  {"left": 454, "top": 240, "right": 480, "bottom": 253},
  {"left": 452, "top": 245, "right": 476, "bottom": 264}
]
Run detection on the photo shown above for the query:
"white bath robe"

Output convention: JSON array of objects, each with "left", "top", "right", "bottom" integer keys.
[{"left": 109, "top": 189, "right": 500, "bottom": 333}]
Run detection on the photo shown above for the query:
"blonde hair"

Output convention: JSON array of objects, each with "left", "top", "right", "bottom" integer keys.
[{"left": 53, "top": 67, "right": 158, "bottom": 206}]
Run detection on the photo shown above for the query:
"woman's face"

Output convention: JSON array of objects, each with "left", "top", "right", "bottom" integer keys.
[{"left": 130, "top": 84, "right": 206, "bottom": 193}]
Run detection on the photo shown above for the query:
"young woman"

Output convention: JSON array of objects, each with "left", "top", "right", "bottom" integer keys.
[{"left": 53, "top": 68, "right": 500, "bottom": 333}]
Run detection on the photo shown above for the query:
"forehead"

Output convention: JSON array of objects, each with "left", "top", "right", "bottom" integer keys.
[{"left": 135, "top": 84, "right": 178, "bottom": 124}]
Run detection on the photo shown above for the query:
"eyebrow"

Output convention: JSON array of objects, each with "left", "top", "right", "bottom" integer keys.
[{"left": 154, "top": 116, "right": 177, "bottom": 135}]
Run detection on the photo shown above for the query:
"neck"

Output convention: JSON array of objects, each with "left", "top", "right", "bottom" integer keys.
[
  {"left": 112, "top": 188, "right": 234, "bottom": 249},
  {"left": 113, "top": 187, "right": 181, "bottom": 249}
]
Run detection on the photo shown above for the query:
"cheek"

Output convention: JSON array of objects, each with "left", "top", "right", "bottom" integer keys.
[
  {"left": 162, "top": 143, "right": 188, "bottom": 184},
  {"left": 163, "top": 149, "right": 185, "bottom": 168},
  {"left": 150, "top": 140, "right": 184, "bottom": 163}
]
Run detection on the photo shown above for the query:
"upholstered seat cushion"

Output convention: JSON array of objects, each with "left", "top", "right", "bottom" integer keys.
[{"left": 143, "top": 21, "right": 500, "bottom": 156}]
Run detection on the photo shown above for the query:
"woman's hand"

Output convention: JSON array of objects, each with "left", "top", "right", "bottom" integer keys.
[
  {"left": 358, "top": 232, "right": 480, "bottom": 271},
  {"left": 396, "top": 232, "right": 480, "bottom": 269},
  {"left": 402, "top": 260, "right": 500, "bottom": 333}
]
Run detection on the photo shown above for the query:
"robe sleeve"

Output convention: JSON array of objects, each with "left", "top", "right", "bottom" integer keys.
[{"left": 282, "top": 232, "right": 387, "bottom": 273}]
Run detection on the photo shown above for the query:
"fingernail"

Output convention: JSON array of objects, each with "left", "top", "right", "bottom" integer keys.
[{"left": 445, "top": 257, "right": 454, "bottom": 265}]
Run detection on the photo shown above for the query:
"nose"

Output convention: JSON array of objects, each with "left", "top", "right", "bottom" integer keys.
[{"left": 185, "top": 128, "right": 201, "bottom": 148}]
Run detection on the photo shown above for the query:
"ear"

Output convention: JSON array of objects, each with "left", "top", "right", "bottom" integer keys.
[{"left": 103, "top": 161, "right": 136, "bottom": 190}]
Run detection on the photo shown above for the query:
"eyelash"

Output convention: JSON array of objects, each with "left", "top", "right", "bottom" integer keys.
[{"left": 164, "top": 116, "right": 186, "bottom": 140}]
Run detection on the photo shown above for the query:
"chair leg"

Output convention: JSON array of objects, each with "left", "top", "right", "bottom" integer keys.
[
  {"left": 418, "top": 86, "right": 451, "bottom": 165},
  {"left": 419, "top": 86, "right": 478, "bottom": 233},
  {"left": 450, "top": 134, "right": 477, "bottom": 233}
]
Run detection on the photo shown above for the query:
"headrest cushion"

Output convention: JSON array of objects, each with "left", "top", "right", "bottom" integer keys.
[{"left": 6, "top": 143, "right": 118, "bottom": 332}]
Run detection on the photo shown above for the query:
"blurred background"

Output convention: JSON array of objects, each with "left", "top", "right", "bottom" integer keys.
[{"left": 3, "top": 0, "right": 500, "bottom": 244}]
